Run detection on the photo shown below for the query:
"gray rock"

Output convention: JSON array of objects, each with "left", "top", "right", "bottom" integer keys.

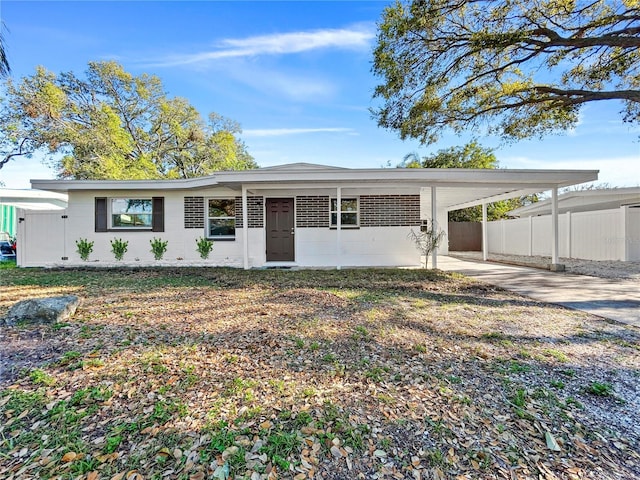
[{"left": 3, "top": 295, "right": 80, "bottom": 326}]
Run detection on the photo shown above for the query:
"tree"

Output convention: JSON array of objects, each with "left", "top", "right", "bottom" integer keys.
[
  {"left": 407, "top": 220, "right": 446, "bottom": 268},
  {"left": 400, "top": 142, "right": 537, "bottom": 220},
  {"left": 373, "top": 0, "right": 640, "bottom": 145},
  {"left": 0, "top": 23, "right": 9, "bottom": 78},
  {"left": 0, "top": 61, "right": 257, "bottom": 178},
  {"left": 401, "top": 140, "right": 498, "bottom": 169}
]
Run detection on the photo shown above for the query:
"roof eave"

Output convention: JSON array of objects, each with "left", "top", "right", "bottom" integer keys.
[{"left": 30, "top": 168, "right": 599, "bottom": 193}]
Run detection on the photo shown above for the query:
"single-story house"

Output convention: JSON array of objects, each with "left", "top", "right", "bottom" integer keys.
[
  {"left": 489, "top": 187, "right": 640, "bottom": 261},
  {"left": 21, "top": 163, "right": 598, "bottom": 268}
]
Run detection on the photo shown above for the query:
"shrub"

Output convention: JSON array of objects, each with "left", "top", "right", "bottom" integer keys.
[
  {"left": 75, "top": 238, "right": 94, "bottom": 261},
  {"left": 196, "top": 237, "right": 214, "bottom": 259},
  {"left": 407, "top": 219, "right": 446, "bottom": 269},
  {"left": 110, "top": 238, "right": 128, "bottom": 261},
  {"left": 150, "top": 237, "right": 168, "bottom": 260}
]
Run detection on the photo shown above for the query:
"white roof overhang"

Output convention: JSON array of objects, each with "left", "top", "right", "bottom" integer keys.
[
  {"left": 30, "top": 164, "right": 598, "bottom": 211},
  {"left": 509, "top": 187, "right": 640, "bottom": 217},
  {"left": 0, "top": 188, "right": 68, "bottom": 210}
]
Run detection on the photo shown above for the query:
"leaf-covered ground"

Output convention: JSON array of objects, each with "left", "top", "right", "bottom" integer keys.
[{"left": 1, "top": 267, "right": 639, "bottom": 480}]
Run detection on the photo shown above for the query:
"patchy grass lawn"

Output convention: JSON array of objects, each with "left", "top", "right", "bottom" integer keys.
[{"left": 1, "top": 267, "right": 639, "bottom": 480}]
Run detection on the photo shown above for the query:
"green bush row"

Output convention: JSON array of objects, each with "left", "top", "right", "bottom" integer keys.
[{"left": 75, "top": 237, "right": 214, "bottom": 262}]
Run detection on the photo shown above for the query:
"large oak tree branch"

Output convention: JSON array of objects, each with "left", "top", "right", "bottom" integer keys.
[{"left": 372, "top": 0, "right": 640, "bottom": 143}]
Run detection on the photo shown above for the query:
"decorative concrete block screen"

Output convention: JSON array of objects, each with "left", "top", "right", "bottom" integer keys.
[
  {"left": 184, "top": 197, "right": 205, "bottom": 229},
  {"left": 244, "top": 196, "right": 264, "bottom": 228},
  {"left": 188, "top": 194, "right": 421, "bottom": 230},
  {"left": 360, "top": 195, "right": 420, "bottom": 227},
  {"left": 296, "top": 194, "right": 421, "bottom": 228},
  {"left": 296, "top": 196, "right": 330, "bottom": 228},
  {"left": 184, "top": 196, "right": 263, "bottom": 229}
]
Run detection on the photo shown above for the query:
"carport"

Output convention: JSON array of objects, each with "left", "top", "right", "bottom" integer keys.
[{"left": 414, "top": 168, "right": 598, "bottom": 269}]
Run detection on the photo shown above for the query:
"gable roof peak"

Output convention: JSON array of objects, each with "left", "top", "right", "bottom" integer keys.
[{"left": 258, "top": 162, "right": 349, "bottom": 171}]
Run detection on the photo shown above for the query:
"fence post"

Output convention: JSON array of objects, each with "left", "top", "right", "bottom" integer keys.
[
  {"left": 621, "top": 206, "right": 629, "bottom": 261},
  {"left": 528, "top": 216, "right": 533, "bottom": 256},
  {"left": 566, "top": 211, "right": 572, "bottom": 259}
]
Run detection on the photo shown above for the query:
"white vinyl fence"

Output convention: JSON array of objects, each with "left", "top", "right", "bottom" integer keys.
[
  {"left": 487, "top": 206, "right": 640, "bottom": 261},
  {"left": 16, "top": 209, "right": 68, "bottom": 267}
]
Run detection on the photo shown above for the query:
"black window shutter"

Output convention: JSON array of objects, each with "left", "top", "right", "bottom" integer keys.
[
  {"left": 95, "top": 197, "right": 107, "bottom": 232},
  {"left": 152, "top": 197, "right": 165, "bottom": 232}
]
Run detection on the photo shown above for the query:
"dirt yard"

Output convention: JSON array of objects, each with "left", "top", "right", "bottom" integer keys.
[{"left": 1, "top": 267, "right": 639, "bottom": 480}]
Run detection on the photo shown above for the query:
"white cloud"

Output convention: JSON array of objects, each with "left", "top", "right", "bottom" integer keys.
[
  {"left": 243, "top": 128, "right": 356, "bottom": 137},
  {"left": 242, "top": 70, "right": 337, "bottom": 101},
  {"left": 151, "top": 26, "right": 374, "bottom": 67}
]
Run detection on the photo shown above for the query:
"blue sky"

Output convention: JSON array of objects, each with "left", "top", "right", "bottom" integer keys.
[{"left": 1, "top": 0, "right": 638, "bottom": 189}]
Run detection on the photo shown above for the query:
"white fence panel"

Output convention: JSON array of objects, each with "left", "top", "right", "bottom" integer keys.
[
  {"left": 501, "top": 217, "right": 530, "bottom": 255},
  {"left": 531, "top": 216, "right": 551, "bottom": 256},
  {"left": 571, "top": 209, "right": 623, "bottom": 260},
  {"left": 628, "top": 208, "right": 640, "bottom": 261},
  {"left": 17, "top": 209, "right": 67, "bottom": 267},
  {"left": 487, "top": 207, "right": 639, "bottom": 261},
  {"left": 487, "top": 222, "right": 504, "bottom": 254}
]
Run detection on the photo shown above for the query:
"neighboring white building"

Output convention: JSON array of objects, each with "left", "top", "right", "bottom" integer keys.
[
  {"left": 0, "top": 188, "right": 69, "bottom": 238},
  {"left": 0, "top": 188, "right": 68, "bottom": 211},
  {"left": 508, "top": 187, "right": 640, "bottom": 217},
  {"left": 20, "top": 163, "right": 597, "bottom": 268},
  {"left": 488, "top": 188, "right": 640, "bottom": 261}
]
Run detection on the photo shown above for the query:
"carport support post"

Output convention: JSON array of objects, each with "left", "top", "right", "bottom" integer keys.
[
  {"left": 482, "top": 203, "right": 488, "bottom": 261},
  {"left": 242, "top": 185, "right": 249, "bottom": 270},
  {"left": 550, "top": 187, "right": 564, "bottom": 271},
  {"left": 336, "top": 186, "right": 342, "bottom": 270},
  {"left": 431, "top": 187, "right": 438, "bottom": 269}
]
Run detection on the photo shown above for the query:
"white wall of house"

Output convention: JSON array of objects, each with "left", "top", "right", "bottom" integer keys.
[
  {"left": 18, "top": 189, "right": 244, "bottom": 267},
  {"left": 17, "top": 187, "right": 422, "bottom": 268},
  {"left": 487, "top": 207, "right": 640, "bottom": 261},
  {"left": 295, "top": 227, "right": 418, "bottom": 267}
]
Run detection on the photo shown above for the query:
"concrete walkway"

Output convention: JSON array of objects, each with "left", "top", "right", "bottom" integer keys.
[{"left": 437, "top": 256, "right": 640, "bottom": 328}]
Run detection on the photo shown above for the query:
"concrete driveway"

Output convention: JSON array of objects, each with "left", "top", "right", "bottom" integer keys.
[{"left": 438, "top": 256, "right": 640, "bottom": 328}]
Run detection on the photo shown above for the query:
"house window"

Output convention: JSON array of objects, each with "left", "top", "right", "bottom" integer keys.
[
  {"left": 111, "top": 198, "right": 152, "bottom": 228},
  {"left": 330, "top": 198, "right": 358, "bottom": 227},
  {"left": 208, "top": 198, "right": 236, "bottom": 239}
]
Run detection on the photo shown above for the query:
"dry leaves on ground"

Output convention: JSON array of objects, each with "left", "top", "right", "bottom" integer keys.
[{"left": 0, "top": 267, "right": 638, "bottom": 480}]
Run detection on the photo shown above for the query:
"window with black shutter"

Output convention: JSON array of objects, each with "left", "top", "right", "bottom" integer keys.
[{"left": 94, "top": 196, "right": 164, "bottom": 232}]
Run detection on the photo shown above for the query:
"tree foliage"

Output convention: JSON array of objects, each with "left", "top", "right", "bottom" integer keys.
[
  {"left": 400, "top": 142, "right": 537, "bottom": 221},
  {"left": 373, "top": 0, "right": 640, "bottom": 144},
  {"left": 0, "top": 23, "right": 9, "bottom": 78},
  {"left": 401, "top": 140, "right": 498, "bottom": 169},
  {"left": 0, "top": 61, "right": 256, "bottom": 178}
]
